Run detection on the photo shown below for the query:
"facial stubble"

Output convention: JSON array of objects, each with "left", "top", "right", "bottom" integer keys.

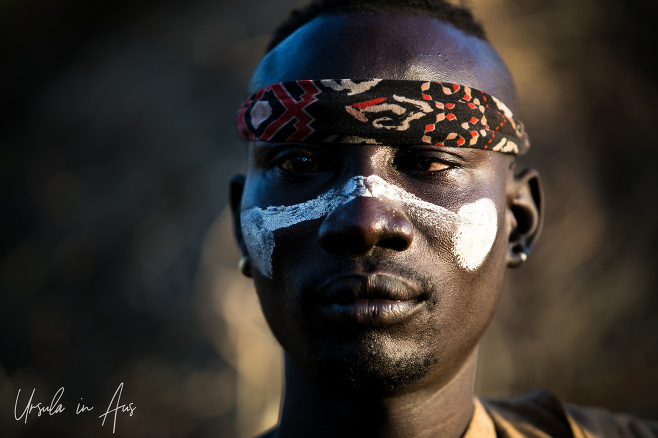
[{"left": 299, "top": 296, "right": 443, "bottom": 396}]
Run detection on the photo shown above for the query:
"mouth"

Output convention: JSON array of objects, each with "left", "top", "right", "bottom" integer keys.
[{"left": 315, "top": 274, "right": 424, "bottom": 326}]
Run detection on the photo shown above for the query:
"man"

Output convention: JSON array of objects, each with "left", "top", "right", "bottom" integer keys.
[{"left": 229, "top": 1, "right": 658, "bottom": 436}]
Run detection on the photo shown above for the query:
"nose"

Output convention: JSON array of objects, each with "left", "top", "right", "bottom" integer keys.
[{"left": 318, "top": 196, "right": 414, "bottom": 254}]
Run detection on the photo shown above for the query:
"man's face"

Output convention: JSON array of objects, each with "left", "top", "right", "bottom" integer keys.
[{"left": 233, "top": 14, "right": 524, "bottom": 395}]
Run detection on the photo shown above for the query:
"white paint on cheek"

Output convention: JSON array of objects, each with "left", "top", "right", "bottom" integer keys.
[
  {"left": 451, "top": 198, "right": 498, "bottom": 271},
  {"left": 240, "top": 175, "right": 497, "bottom": 278}
]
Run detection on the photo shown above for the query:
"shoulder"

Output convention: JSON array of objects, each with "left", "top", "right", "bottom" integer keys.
[
  {"left": 566, "top": 403, "right": 658, "bottom": 438},
  {"left": 480, "top": 392, "right": 658, "bottom": 438},
  {"left": 481, "top": 391, "right": 575, "bottom": 437}
]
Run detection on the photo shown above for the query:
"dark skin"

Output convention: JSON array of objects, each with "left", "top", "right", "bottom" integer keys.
[{"left": 231, "top": 13, "right": 543, "bottom": 438}]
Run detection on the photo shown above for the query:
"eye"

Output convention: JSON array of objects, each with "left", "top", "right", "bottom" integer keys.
[
  {"left": 395, "top": 152, "right": 455, "bottom": 174},
  {"left": 278, "top": 152, "right": 327, "bottom": 173},
  {"left": 409, "top": 156, "right": 451, "bottom": 172}
]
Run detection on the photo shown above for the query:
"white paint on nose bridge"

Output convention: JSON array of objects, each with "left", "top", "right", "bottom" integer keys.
[{"left": 241, "top": 175, "right": 497, "bottom": 278}]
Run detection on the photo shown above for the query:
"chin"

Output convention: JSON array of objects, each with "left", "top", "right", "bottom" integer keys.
[{"left": 302, "top": 331, "right": 439, "bottom": 397}]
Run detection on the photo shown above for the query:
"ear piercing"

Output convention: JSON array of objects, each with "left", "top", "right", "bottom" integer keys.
[
  {"left": 519, "top": 251, "right": 528, "bottom": 264},
  {"left": 238, "top": 255, "right": 253, "bottom": 278},
  {"left": 509, "top": 247, "right": 528, "bottom": 268}
]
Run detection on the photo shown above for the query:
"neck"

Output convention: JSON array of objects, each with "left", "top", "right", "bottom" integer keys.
[{"left": 275, "top": 348, "right": 479, "bottom": 438}]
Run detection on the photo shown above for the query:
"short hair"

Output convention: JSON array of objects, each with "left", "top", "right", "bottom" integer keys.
[{"left": 266, "top": 0, "right": 488, "bottom": 53}]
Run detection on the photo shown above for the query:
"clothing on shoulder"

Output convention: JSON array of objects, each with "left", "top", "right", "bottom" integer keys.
[
  {"left": 255, "top": 392, "right": 658, "bottom": 438},
  {"left": 473, "top": 392, "right": 658, "bottom": 438}
]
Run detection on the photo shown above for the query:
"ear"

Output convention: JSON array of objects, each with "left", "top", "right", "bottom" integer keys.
[
  {"left": 506, "top": 167, "right": 543, "bottom": 268},
  {"left": 229, "top": 173, "right": 247, "bottom": 257}
]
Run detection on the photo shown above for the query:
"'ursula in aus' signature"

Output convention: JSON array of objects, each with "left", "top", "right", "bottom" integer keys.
[{"left": 14, "top": 382, "right": 136, "bottom": 434}]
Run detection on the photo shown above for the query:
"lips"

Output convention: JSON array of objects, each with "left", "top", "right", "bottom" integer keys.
[{"left": 315, "top": 274, "right": 425, "bottom": 326}]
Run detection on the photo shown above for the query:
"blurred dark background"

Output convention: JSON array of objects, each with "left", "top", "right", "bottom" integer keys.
[{"left": 1, "top": 0, "right": 656, "bottom": 436}]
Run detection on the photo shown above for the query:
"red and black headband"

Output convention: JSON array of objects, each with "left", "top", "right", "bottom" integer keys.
[{"left": 236, "top": 79, "right": 529, "bottom": 155}]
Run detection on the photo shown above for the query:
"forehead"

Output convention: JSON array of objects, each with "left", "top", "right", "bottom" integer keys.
[{"left": 250, "top": 13, "right": 517, "bottom": 112}]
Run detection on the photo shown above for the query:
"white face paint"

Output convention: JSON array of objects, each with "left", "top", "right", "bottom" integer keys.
[{"left": 241, "top": 175, "right": 498, "bottom": 278}]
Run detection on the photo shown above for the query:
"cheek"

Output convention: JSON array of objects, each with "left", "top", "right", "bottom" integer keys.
[
  {"left": 240, "top": 209, "right": 275, "bottom": 278},
  {"left": 240, "top": 188, "right": 338, "bottom": 279},
  {"left": 450, "top": 198, "right": 498, "bottom": 271},
  {"left": 404, "top": 195, "right": 498, "bottom": 272}
]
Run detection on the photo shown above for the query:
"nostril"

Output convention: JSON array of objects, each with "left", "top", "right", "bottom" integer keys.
[
  {"left": 319, "top": 227, "right": 378, "bottom": 255},
  {"left": 379, "top": 237, "right": 410, "bottom": 251}
]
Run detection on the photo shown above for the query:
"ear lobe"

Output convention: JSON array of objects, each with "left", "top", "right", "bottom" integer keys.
[
  {"left": 229, "top": 174, "right": 247, "bottom": 256},
  {"left": 507, "top": 167, "right": 543, "bottom": 268}
]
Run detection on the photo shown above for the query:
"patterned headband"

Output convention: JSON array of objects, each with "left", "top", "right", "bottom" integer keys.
[{"left": 236, "top": 79, "right": 529, "bottom": 155}]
